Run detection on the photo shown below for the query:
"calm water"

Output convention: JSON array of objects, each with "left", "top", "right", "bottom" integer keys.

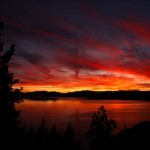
[{"left": 16, "top": 98, "right": 150, "bottom": 134}]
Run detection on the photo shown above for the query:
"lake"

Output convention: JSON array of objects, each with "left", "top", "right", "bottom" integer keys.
[{"left": 16, "top": 98, "right": 150, "bottom": 136}]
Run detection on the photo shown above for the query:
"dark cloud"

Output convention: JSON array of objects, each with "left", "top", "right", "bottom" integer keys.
[
  {"left": 138, "top": 83, "right": 150, "bottom": 88},
  {"left": 19, "top": 51, "right": 50, "bottom": 75}
]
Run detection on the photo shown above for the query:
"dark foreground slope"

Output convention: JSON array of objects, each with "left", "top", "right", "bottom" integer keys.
[{"left": 115, "top": 121, "right": 150, "bottom": 149}]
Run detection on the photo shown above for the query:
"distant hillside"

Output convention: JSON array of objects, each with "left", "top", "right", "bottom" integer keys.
[{"left": 22, "top": 90, "right": 150, "bottom": 100}]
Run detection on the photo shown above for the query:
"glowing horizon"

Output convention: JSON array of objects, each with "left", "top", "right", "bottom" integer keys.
[{"left": 14, "top": 70, "right": 150, "bottom": 92}]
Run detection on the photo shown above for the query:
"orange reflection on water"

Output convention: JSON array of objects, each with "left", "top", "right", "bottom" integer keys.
[{"left": 16, "top": 99, "right": 150, "bottom": 133}]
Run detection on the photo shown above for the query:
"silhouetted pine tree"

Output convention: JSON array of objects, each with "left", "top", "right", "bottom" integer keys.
[
  {"left": 86, "top": 105, "right": 117, "bottom": 150},
  {"left": 0, "top": 22, "right": 22, "bottom": 104},
  {"left": 0, "top": 23, "right": 22, "bottom": 148}
]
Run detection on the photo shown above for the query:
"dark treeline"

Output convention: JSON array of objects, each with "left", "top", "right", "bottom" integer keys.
[{"left": 23, "top": 90, "right": 150, "bottom": 100}]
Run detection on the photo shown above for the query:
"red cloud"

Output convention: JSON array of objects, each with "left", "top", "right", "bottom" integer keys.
[{"left": 118, "top": 20, "right": 150, "bottom": 44}]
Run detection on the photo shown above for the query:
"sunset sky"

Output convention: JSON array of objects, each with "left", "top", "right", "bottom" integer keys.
[{"left": 1, "top": 0, "right": 150, "bottom": 92}]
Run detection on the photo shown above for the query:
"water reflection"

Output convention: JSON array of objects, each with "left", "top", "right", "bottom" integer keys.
[{"left": 16, "top": 99, "right": 150, "bottom": 133}]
